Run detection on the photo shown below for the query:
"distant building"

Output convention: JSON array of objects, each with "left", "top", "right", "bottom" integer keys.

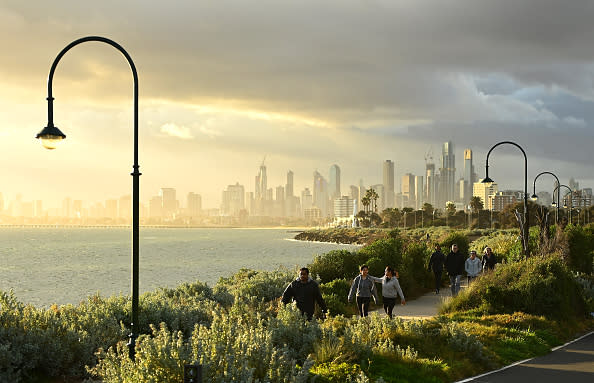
[
  {"left": 439, "top": 141, "right": 456, "bottom": 207},
  {"left": 187, "top": 192, "right": 202, "bottom": 217},
  {"left": 401, "top": 173, "right": 415, "bottom": 208},
  {"left": 329, "top": 164, "right": 341, "bottom": 200},
  {"left": 489, "top": 192, "right": 517, "bottom": 212},
  {"left": 462, "top": 149, "right": 474, "bottom": 205},
  {"left": 473, "top": 180, "right": 498, "bottom": 210},
  {"left": 160, "top": 188, "right": 177, "bottom": 219},
  {"left": 383, "top": 160, "right": 395, "bottom": 208},
  {"left": 221, "top": 182, "right": 245, "bottom": 216},
  {"left": 333, "top": 196, "right": 354, "bottom": 218}
]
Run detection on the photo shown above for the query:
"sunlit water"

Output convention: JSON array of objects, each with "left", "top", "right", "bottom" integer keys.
[{"left": 0, "top": 227, "right": 359, "bottom": 307}]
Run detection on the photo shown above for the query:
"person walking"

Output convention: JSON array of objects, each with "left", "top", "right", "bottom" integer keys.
[
  {"left": 465, "top": 250, "right": 482, "bottom": 285},
  {"left": 348, "top": 265, "right": 378, "bottom": 317},
  {"left": 445, "top": 244, "right": 465, "bottom": 297},
  {"left": 482, "top": 247, "right": 497, "bottom": 271},
  {"left": 368, "top": 266, "right": 405, "bottom": 318},
  {"left": 281, "top": 267, "right": 327, "bottom": 320},
  {"left": 428, "top": 244, "right": 445, "bottom": 294}
]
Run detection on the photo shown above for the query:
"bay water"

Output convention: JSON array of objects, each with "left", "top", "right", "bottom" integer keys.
[{"left": 0, "top": 227, "right": 359, "bottom": 307}]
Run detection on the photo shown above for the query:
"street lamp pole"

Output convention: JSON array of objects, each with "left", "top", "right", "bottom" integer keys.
[
  {"left": 531, "top": 171, "right": 560, "bottom": 224},
  {"left": 483, "top": 141, "right": 529, "bottom": 256},
  {"left": 552, "top": 184, "right": 573, "bottom": 225},
  {"left": 36, "top": 36, "right": 141, "bottom": 360}
]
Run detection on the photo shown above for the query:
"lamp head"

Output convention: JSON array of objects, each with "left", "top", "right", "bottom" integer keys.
[
  {"left": 36, "top": 124, "right": 66, "bottom": 150},
  {"left": 482, "top": 176, "right": 494, "bottom": 183},
  {"left": 551, "top": 201, "right": 557, "bottom": 207},
  {"left": 530, "top": 194, "right": 538, "bottom": 201}
]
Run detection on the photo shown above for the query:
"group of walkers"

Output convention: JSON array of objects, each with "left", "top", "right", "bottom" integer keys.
[
  {"left": 281, "top": 244, "right": 497, "bottom": 320},
  {"left": 428, "top": 244, "right": 496, "bottom": 296}
]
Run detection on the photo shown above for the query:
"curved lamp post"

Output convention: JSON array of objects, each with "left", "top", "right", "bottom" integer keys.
[
  {"left": 531, "top": 171, "right": 560, "bottom": 223},
  {"left": 552, "top": 184, "right": 573, "bottom": 224},
  {"left": 36, "top": 36, "right": 141, "bottom": 360},
  {"left": 482, "top": 141, "right": 529, "bottom": 256}
]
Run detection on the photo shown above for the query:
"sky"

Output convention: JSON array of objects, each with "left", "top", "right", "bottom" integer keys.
[{"left": 0, "top": 0, "right": 593, "bottom": 209}]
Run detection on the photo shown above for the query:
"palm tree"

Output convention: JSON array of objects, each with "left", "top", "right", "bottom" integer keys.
[
  {"left": 361, "top": 196, "right": 371, "bottom": 214},
  {"left": 470, "top": 196, "right": 484, "bottom": 213},
  {"left": 365, "top": 188, "right": 379, "bottom": 212}
]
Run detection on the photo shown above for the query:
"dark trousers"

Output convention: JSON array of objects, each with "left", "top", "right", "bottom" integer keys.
[
  {"left": 433, "top": 270, "right": 442, "bottom": 292},
  {"left": 383, "top": 297, "right": 397, "bottom": 318},
  {"left": 467, "top": 275, "right": 477, "bottom": 285},
  {"left": 356, "top": 296, "right": 371, "bottom": 317}
]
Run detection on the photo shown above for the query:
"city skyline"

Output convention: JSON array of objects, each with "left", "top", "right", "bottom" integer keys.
[{"left": 1, "top": 1, "right": 593, "bottom": 210}]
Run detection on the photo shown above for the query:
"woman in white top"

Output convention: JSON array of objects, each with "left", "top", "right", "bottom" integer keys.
[{"left": 369, "top": 266, "right": 406, "bottom": 318}]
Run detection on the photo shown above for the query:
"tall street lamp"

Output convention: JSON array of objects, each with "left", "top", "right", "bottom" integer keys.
[
  {"left": 36, "top": 36, "right": 141, "bottom": 360},
  {"left": 483, "top": 141, "right": 529, "bottom": 256},
  {"left": 531, "top": 171, "right": 560, "bottom": 224},
  {"left": 552, "top": 184, "right": 573, "bottom": 225}
]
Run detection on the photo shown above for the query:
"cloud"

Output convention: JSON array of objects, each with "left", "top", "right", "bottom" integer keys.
[{"left": 160, "top": 123, "right": 193, "bottom": 140}]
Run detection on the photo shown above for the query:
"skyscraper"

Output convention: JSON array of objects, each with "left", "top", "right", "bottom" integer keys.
[
  {"left": 383, "top": 160, "right": 395, "bottom": 208},
  {"left": 415, "top": 176, "right": 424, "bottom": 210},
  {"left": 187, "top": 192, "right": 202, "bottom": 217},
  {"left": 255, "top": 161, "right": 267, "bottom": 201},
  {"left": 221, "top": 182, "right": 245, "bottom": 216},
  {"left": 285, "top": 170, "right": 294, "bottom": 199},
  {"left": 401, "top": 173, "right": 415, "bottom": 208},
  {"left": 439, "top": 141, "right": 456, "bottom": 207},
  {"left": 329, "top": 164, "right": 341, "bottom": 199},
  {"left": 160, "top": 188, "right": 177, "bottom": 218},
  {"left": 425, "top": 163, "right": 436, "bottom": 206},
  {"left": 463, "top": 149, "right": 474, "bottom": 205},
  {"left": 313, "top": 170, "right": 329, "bottom": 216}
]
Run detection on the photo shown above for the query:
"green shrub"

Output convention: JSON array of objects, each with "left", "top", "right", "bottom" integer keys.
[
  {"left": 399, "top": 242, "right": 432, "bottom": 294},
  {"left": 565, "top": 225, "right": 594, "bottom": 274},
  {"left": 442, "top": 254, "right": 586, "bottom": 319},
  {"left": 309, "top": 250, "right": 362, "bottom": 283},
  {"left": 440, "top": 232, "right": 470, "bottom": 257},
  {"left": 217, "top": 268, "right": 295, "bottom": 302}
]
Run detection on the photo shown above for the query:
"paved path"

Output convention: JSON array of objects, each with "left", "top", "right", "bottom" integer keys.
[
  {"left": 458, "top": 331, "right": 594, "bottom": 382},
  {"left": 373, "top": 290, "right": 447, "bottom": 319}
]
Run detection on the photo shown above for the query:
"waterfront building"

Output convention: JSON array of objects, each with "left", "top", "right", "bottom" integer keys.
[
  {"left": 221, "top": 182, "right": 245, "bottom": 216},
  {"left": 313, "top": 171, "right": 329, "bottom": 216},
  {"left": 333, "top": 196, "right": 354, "bottom": 218},
  {"left": 187, "top": 192, "right": 202, "bottom": 217},
  {"left": 160, "top": 188, "right": 177, "bottom": 219},
  {"left": 473, "top": 180, "right": 498, "bottom": 210}
]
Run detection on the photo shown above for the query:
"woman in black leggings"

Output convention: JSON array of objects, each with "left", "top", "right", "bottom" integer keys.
[
  {"left": 369, "top": 266, "right": 406, "bottom": 318},
  {"left": 347, "top": 265, "right": 378, "bottom": 317}
]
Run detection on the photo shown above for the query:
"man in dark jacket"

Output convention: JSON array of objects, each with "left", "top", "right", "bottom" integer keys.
[
  {"left": 281, "top": 267, "right": 327, "bottom": 320},
  {"left": 444, "top": 244, "right": 465, "bottom": 296},
  {"left": 428, "top": 244, "right": 445, "bottom": 294}
]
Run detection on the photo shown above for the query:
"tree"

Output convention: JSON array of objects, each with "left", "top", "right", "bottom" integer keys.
[
  {"left": 470, "top": 196, "right": 484, "bottom": 213},
  {"left": 446, "top": 202, "right": 456, "bottom": 216},
  {"left": 365, "top": 188, "right": 379, "bottom": 212},
  {"left": 361, "top": 196, "right": 371, "bottom": 214},
  {"left": 422, "top": 203, "right": 434, "bottom": 215},
  {"left": 381, "top": 208, "right": 401, "bottom": 227}
]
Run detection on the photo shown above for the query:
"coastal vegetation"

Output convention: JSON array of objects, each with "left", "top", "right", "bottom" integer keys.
[{"left": 1, "top": 224, "right": 593, "bottom": 382}]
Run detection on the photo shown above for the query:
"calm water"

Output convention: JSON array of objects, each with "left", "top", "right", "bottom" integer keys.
[{"left": 0, "top": 228, "right": 359, "bottom": 307}]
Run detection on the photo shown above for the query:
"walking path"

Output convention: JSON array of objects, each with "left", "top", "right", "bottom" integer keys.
[
  {"left": 457, "top": 331, "right": 594, "bottom": 382},
  {"left": 370, "top": 284, "right": 594, "bottom": 382}
]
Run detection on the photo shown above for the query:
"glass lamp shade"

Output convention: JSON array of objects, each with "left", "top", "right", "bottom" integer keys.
[
  {"left": 36, "top": 125, "right": 66, "bottom": 150},
  {"left": 40, "top": 135, "right": 65, "bottom": 150},
  {"left": 530, "top": 194, "right": 538, "bottom": 201}
]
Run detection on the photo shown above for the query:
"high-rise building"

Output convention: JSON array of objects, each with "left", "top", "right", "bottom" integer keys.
[
  {"left": 313, "top": 171, "right": 329, "bottom": 216},
  {"left": 383, "top": 160, "right": 395, "bottom": 208},
  {"left": 463, "top": 149, "right": 474, "bottom": 205},
  {"left": 473, "top": 180, "right": 498, "bottom": 210},
  {"left": 333, "top": 196, "right": 354, "bottom": 218},
  {"left": 569, "top": 177, "right": 579, "bottom": 191},
  {"left": 439, "top": 141, "right": 456, "bottom": 208},
  {"left": 401, "top": 173, "right": 415, "bottom": 208},
  {"left": 255, "top": 162, "right": 267, "bottom": 201},
  {"left": 285, "top": 170, "right": 294, "bottom": 199},
  {"left": 160, "top": 188, "right": 177, "bottom": 219},
  {"left": 329, "top": 164, "right": 341, "bottom": 200},
  {"left": 221, "top": 182, "right": 245, "bottom": 216},
  {"left": 415, "top": 176, "right": 424, "bottom": 210},
  {"left": 425, "top": 163, "right": 436, "bottom": 206},
  {"left": 301, "top": 188, "right": 313, "bottom": 211},
  {"left": 187, "top": 192, "right": 202, "bottom": 217}
]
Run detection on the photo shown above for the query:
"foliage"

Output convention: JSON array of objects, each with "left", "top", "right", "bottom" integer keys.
[
  {"left": 216, "top": 268, "right": 295, "bottom": 302},
  {"left": 441, "top": 254, "right": 586, "bottom": 319},
  {"left": 309, "top": 250, "right": 362, "bottom": 283},
  {"left": 439, "top": 231, "right": 470, "bottom": 258},
  {"left": 563, "top": 224, "right": 594, "bottom": 274}
]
